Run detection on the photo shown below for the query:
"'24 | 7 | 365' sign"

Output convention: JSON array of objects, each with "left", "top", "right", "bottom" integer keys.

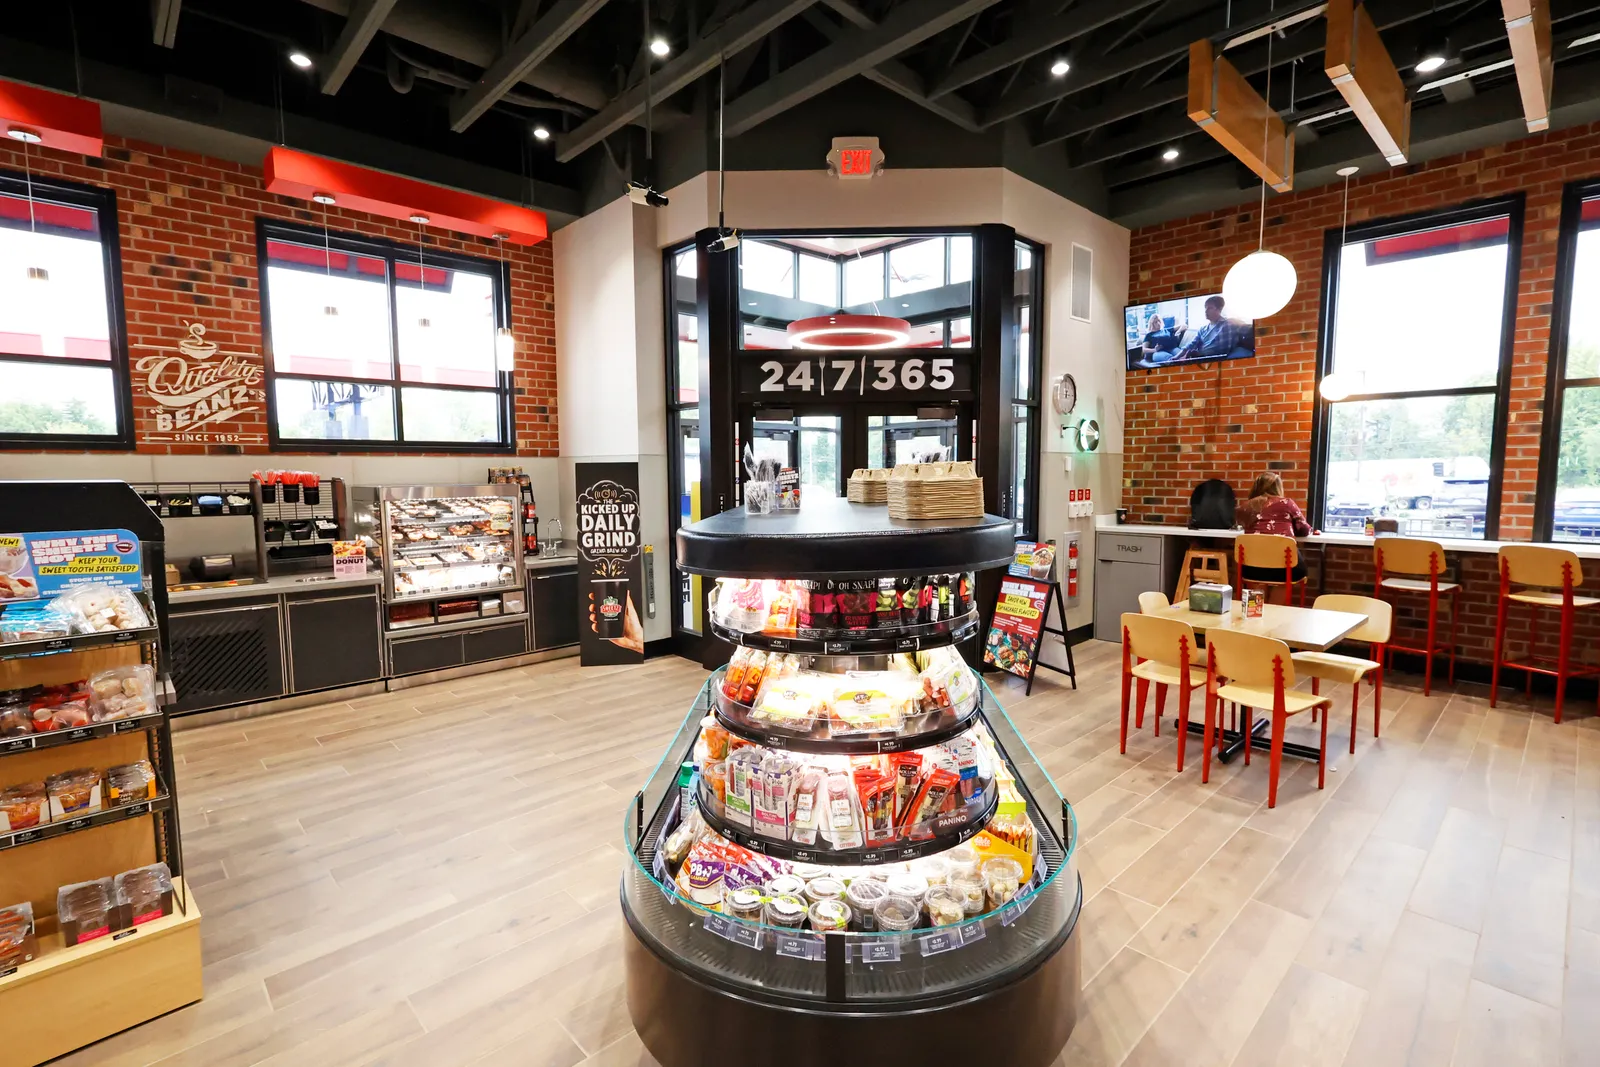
[{"left": 737, "top": 352, "right": 973, "bottom": 400}]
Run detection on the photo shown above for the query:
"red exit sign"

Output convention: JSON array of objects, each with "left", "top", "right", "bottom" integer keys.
[{"left": 828, "top": 137, "right": 882, "bottom": 180}]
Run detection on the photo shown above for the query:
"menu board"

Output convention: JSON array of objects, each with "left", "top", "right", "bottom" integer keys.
[
  {"left": 577, "top": 463, "right": 645, "bottom": 666},
  {"left": 0, "top": 530, "right": 142, "bottom": 603},
  {"left": 983, "top": 576, "right": 1051, "bottom": 679}
]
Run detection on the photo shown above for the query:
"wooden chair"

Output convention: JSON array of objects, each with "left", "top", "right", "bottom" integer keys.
[
  {"left": 1119, "top": 612, "right": 1207, "bottom": 772},
  {"left": 1138, "top": 591, "right": 1170, "bottom": 613},
  {"left": 1373, "top": 537, "right": 1459, "bottom": 695},
  {"left": 1491, "top": 545, "right": 1600, "bottom": 722},
  {"left": 1204, "top": 628, "right": 1333, "bottom": 806},
  {"left": 1235, "top": 533, "right": 1307, "bottom": 607},
  {"left": 1173, "top": 547, "right": 1230, "bottom": 601},
  {"left": 1291, "top": 594, "right": 1391, "bottom": 754}
]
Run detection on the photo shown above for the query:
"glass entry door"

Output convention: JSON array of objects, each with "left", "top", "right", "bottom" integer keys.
[{"left": 745, "top": 408, "right": 846, "bottom": 498}]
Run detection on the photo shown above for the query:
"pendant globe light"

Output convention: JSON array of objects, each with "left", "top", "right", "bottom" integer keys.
[
  {"left": 492, "top": 232, "right": 516, "bottom": 372},
  {"left": 1318, "top": 166, "right": 1364, "bottom": 402},
  {"left": 1222, "top": 31, "right": 1297, "bottom": 320}
]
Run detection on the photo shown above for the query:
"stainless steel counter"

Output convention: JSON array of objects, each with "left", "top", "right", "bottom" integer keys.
[{"left": 166, "top": 572, "right": 383, "bottom": 604}]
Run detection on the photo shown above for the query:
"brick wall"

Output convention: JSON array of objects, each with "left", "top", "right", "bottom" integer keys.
[
  {"left": 1124, "top": 120, "right": 1600, "bottom": 538},
  {"left": 0, "top": 135, "right": 557, "bottom": 456}
]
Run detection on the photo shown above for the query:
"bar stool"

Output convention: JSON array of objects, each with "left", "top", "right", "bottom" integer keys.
[
  {"left": 1204, "top": 629, "right": 1333, "bottom": 806},
  {"left": 1491, "top": 545, "right": 1600, "bottom": 722},
  {"left": 1373, "top": 537, "right": 1460, "bottom": 695},
  {"left": 1235, "top": 533, "right": 1307, "bottom": 607},
  {"left": 1119, "top": 612, "right": 1207, "bottom": 772},
  {"left": 1291, "top": 594, "right": 1391, "bottom": 754}
]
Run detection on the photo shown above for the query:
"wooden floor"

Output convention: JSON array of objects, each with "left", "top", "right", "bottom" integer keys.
[{"left": 53, "top": 643, "right": 1600, "bottom": 1066}]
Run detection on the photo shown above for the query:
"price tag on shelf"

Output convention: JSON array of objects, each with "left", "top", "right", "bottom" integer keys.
[
  {"left": 824, "top": 642, "right": 847, "bottom": 654},
  {"left": 918, "top": 931, "right": 959, "bottom": 957},
  {"left": 998, "top": 893, "right": 1035, "bottom": 928},
  {"left": 702, "top": 913, "right": 764, "bottom": 950},
  {"left": 853, "top": 940, "right": 901, "bottom": 964},
  {"left": 775, "top": 934, "right": 825, "bottom": 961},
  {"left": 960, "top": 922, "right": 987, "bottom": 946},
  {"left": 0, "top": 737, "right": 34, "bottom": 754},
  {"left": 896, "top": 638, "right": 916, "bottom": 651}
]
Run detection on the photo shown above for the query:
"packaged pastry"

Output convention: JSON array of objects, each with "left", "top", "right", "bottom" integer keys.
[
  {"left": 46, "top": 700, "right": 91, "bottom": 730},
  {"left": 52, "top": 583, "right": 150, "bottom": 634},
  {"left": 789, "top": 765, "right": 826, "bottom": 846},
  {"left": 925, "top": 884, "right": 966, "bottom": 927},
  {"left": 808, "top": 898, "right": 851, "bottom": 932},
  {"left": 0, "top": 783, "right": 47, "bottom": 832},
  {"left": 106, "top": 760, "right": 157, "bottom": 806},
  {"left": 0, "top": 903, "right": 37, "bottom": 969},
  {"left": 845, "top": 878, "right": 888, "bottom": 931},
  {"left": 115, "top": 862, "right": 174, "bottom": 926},
  {"left": 0, "top": 601, "right": 65, "bottom": 641},
  {"left": 46, "top": 768, "right": 103, "bottom": 819},
  {"left": 874, "top": 894, "right": 921, "bottom": 933},
  {"left": 854, "top": 769, "right": 896, "bottom": 844},
  {"left": 821, "top": 772, "right": 864, "bottom": 849},
  {"left": 57, "top": 877, "right": 121, "bottom": 946},
  {"left": 0, "top": 703, "right": 30, "bottom": 737}
]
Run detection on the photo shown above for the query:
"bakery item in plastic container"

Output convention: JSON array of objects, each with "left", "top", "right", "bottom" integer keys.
[
  {"left": 106, "top": 760, "right": 157, "bottom": 806},
  {"left": 52, "top": 584, "right": 150, "bottom": 634},
  {"left": 57, "top": 877, "right": 121, "bottom": 946},
  {"left": 0, "top": 702, "right": 30, "bottom": 737},
  {"left": 45, "top": 768, "right": 103, "bottom": 819},
  {"left": 0, "top": 902, "right": 37, "bottom": 969},
  {"left": 89, "top": 664, "right": 158, "bottom": 722},
  {"left": 0, "top": 783, "right": 47, "bottom": 833},
  {"left": 115, "top": 862, "right": 174, "bottom": 926}
]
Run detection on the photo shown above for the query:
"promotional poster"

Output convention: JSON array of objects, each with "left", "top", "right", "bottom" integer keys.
[
  {"left": 983, "top": 575, "right": 1051, "bottom": 679},
  {"left": 0, "top": 530, "right": 143, "bottom": 603},
  {"left": 576, "top": 463, "right": 645, "bottom": 665}
]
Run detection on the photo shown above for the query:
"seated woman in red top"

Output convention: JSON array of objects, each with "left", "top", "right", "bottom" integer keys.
[{"left": 1237, "top": 472, "right": 1311, "bottom": 583}]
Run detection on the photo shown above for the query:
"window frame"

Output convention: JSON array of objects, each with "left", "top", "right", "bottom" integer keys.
[
  {"left": 1534, "top": 178, "right": 1600, "bottom": 541},
  {"left": 1307, "top": 195, "right": 1524, "bottom": 539},
  {"left": 0, "top": 170, "right": 134, "bottom": 450},
  {"left": 257, "top": 218, "right": 515, "bottom": 454}
]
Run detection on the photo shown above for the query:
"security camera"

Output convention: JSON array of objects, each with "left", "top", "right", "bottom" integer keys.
[
  {"left": 626, "top": 181, "right": 668, "bottom": 207},
  {"left": 708, "top": 227, "right": 741, "bottom": 254}
]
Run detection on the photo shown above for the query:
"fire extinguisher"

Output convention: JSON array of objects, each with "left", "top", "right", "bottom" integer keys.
[{"left": 1066, "top": 540, "right": 1079, "bottom": 597}]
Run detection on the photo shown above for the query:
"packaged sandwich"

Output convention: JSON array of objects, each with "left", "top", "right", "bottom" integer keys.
[
  {"left": 750, "top": 671, "right": 831, "bottom": 731},
  {"left": 752, "top": 752, "right": 801, "bottom": 840}
]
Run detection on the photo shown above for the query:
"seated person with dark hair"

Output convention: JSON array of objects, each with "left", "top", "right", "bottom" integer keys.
[{"left": 1173, "top": 296, "right": 1252, "bottom": 361}]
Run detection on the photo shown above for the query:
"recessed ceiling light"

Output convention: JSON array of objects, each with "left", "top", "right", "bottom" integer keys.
[
  {"left": 748, "top": 301, "right": 758, "bottom": 306},
  {"left": 532, "top": 126, "right": 551, "bottom": 141},
  {"left": 1415, "top": 54, "right": 1447, "bottom": 73},
  {"left": 901, "top": 303, "right": 910, "bottom": 308},
  {"left": 650, "top": 37, "right": 671, "bottom": 57},
  {"left": 1162, "top": 146, "right": 1180, "bottom": 162},
  {"left": 311, "top": 192, "right": 336, "bottom": 205},
  {"left": 288, "top": 50, "right": 314, "bottom": 69},
  {"left": 6, "top": 127, "right": 42, "bottom": 144},
  {"left": 1050, "top": 58, "right": 1070, "bottom": 77},
  {"left": 409, "top": 214, "right": 430, "bottom": 224}
]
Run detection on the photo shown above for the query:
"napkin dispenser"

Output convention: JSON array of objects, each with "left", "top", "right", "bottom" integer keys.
[{"left": 1188, "top": 582, "right": 1232, "bottom": 614}]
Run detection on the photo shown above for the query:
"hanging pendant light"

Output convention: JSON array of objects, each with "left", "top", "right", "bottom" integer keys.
[
  {"left": 412, "top": 215, "right": 431, "bottom": 328},
  {"left": 1319, "top": 166, "right": 1364, "bottom": 402},
  {"left": 492, "top": 231, "right": 516, "bottom": 372},
  {"left": 1221, "top": 32, "right": 1296, "bottom": 320},
  {"left": 8, "top": 126, "right": 49, "bottom": 284},
  {"left": 317, "top": 193, "right": 339, "bottom": 320}
]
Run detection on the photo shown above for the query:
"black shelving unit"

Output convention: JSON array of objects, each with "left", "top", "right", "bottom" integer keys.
[{"left": 620, "top": 501, "right": 1084, "bottom": 1067}]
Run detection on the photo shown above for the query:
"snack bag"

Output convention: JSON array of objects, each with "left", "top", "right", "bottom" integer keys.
[
  {"left": 837, "top": 580, "right": 876, "bottom": 630},
  {"left": 796, "top": 580, "right": 836, "bottom": 636},
  {"left": 874, "top": 579, "right": 899, "bottom": 628},
  {"left": 106, "top": 760, "right": 157, "bottom": 806}
]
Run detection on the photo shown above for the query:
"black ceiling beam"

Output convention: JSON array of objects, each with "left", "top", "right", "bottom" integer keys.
[
  {"left": 448, "top": 0, "right": 612, "bottom": 129},
  {"left": 557, "top": 0, "right": 818, "bottom": 161},
  {"left": 320, "top": 0, "right": 399, "bottom": 95},
  {"left": 151, "top": 0, "right": 182, "bottom": 48},
  {"left": 927, "top": 0, "right": 1165, "bottom": 101},
  {"left": 802, "top": 2, "right": 983, "bottom": 130},
  {"left": 723, "top": 0, "right": 1006, "bottom": 136}
]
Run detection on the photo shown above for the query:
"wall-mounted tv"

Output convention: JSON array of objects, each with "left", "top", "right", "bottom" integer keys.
[{"left": 1125, "top": 294, "right": 1255, "bottom": 370}]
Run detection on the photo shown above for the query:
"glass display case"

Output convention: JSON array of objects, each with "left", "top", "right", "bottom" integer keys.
[
  {"left": 350, "top": 484, "right": 526, "bottom": 632},
  {"left": 622, "top": 500, "right": 1082, "bottom": 1067}
]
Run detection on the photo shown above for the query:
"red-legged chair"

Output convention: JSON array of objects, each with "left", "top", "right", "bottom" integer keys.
[
  {"left": 1373, "top": 536, "right": 1459, "bottom": 695},
  {"left": 1490, "top": 545, "right": 1600, "bottom": 722},
  {"left": 1119, "top": 612, "right": 1208, "bottom": 773},
  {"left": 1292, "top": 594, "right": 1391, "bottom": 754},
  {"left": 1204, "top": 628, "right": 1333, "bottom": 807},
  {"left": 1236, "top": 533, "right": 1307, "bottom": 607}
]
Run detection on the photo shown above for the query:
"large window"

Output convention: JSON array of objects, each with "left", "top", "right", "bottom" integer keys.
[
  {"left": 1009, "top": 239, "right": 1044, "bottom": 536},
  {"left": 259, "top": 220, "right": 512, "bottom": 450},
  {"left": 665, "top": 244, "right": 703, "bottom": 635},
  {"left": 1539, "top": 182, "right": 1600, "bottom": 541},
  {"left": 1312, "top": 199, "right": 1520, "bottom": 538},
  {"left": 0, "top": 174, "right": 131, "bottom": 447}
]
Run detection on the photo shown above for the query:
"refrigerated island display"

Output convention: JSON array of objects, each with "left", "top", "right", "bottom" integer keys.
[
  {"left": 349, "top": 484, "right": 527, "bottom": 631},
  {"left": 622, "top": 500, "right": 1082, "bottom": 1067}
]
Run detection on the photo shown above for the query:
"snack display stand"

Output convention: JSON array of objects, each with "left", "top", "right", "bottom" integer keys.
[
  {"left": 0, "top": 482, "right": 200, "bottom": 1067},
  {"left": 622, "top": 499, "right": 1082, "bottom": 1067}
]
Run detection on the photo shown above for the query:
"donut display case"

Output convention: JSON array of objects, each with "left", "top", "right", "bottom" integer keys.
[{"left": 621, "top": 500, "right": 1083, "bottom": 1067}]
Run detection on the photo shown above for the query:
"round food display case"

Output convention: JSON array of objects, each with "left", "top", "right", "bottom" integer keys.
[{"left": 620, "top": 502, "right": 1082, "bottom": 1067}]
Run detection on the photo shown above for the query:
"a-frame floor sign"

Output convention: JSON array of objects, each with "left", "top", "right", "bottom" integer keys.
[
  {"left": 1030, "top": 579, "right": 1077, "bottom": 696},
  {"left": 982, "top": 540, "right": 1078, "bottom": 696}
]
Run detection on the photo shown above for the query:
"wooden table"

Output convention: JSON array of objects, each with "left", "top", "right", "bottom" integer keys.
[
  {"left": 1152, "top": 603, "right": 1368, "bottom": 652},
  {"left": 1153, "top": 602, "right": 1371, "bottom": 763}
]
